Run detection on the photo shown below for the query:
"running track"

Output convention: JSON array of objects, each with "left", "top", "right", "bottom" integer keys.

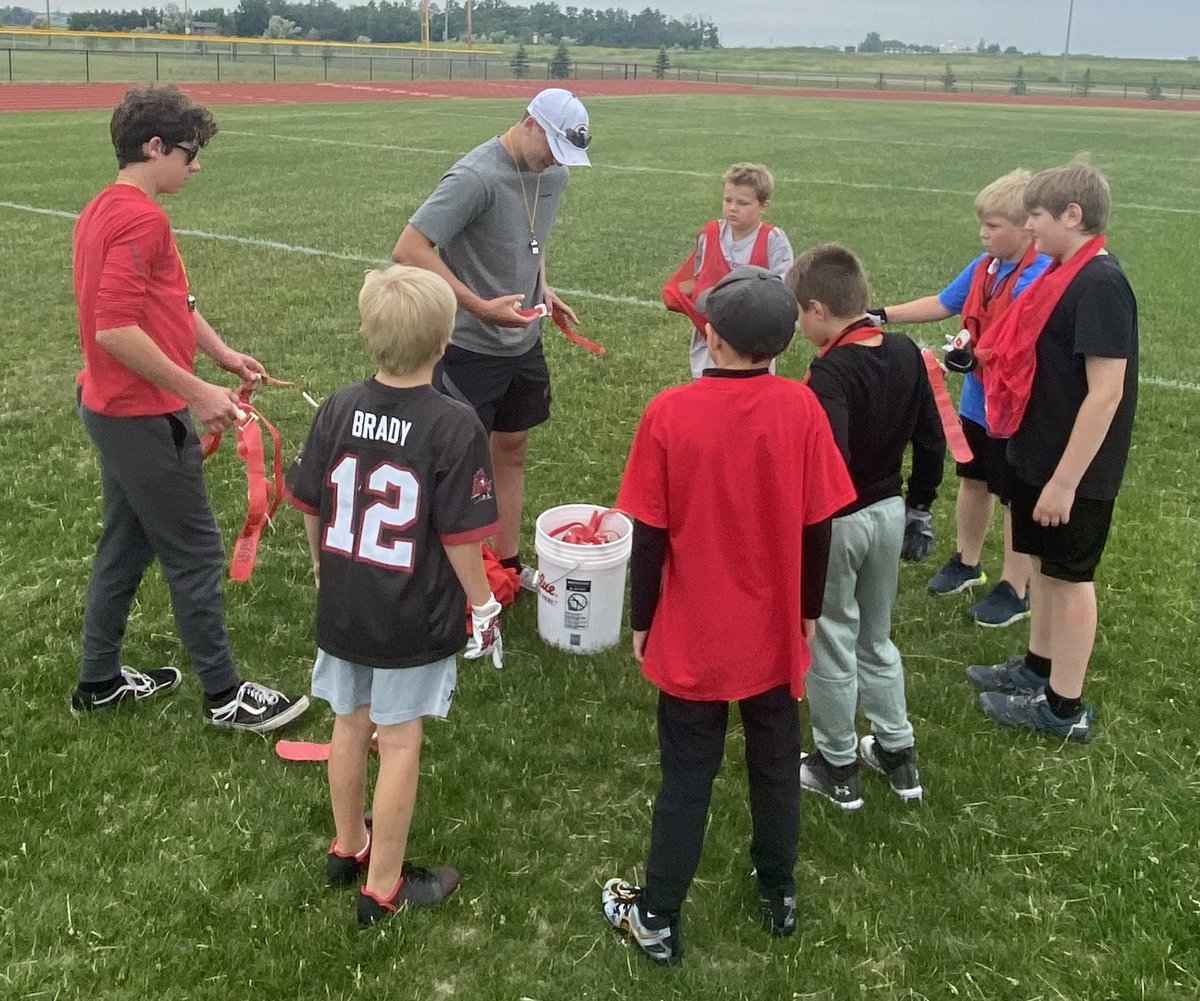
[{"left": 2, "top": 78, "right": 1197, "bottom": 112}]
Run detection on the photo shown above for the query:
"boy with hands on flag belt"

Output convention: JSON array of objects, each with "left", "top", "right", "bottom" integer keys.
[
  {"left": 868, "top": 170, "right": 1051, "bottom": 628},
  {"left": 284, "top": 266, "right": 502, "bottom": 925},
  {"left": 70, "top": 84, "right": 307, "bottom": 732},
  {"left": 968, "top": 162, "right": 1137, "bottom": 744},
  {"left": 789, "top": 245, "right": 945, "bottom": 810},
  {"left": 601, "top": 266, "right": 854, "bottom": 964}
]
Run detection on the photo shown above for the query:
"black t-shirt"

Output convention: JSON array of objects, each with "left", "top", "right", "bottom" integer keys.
[
  {"left": 806, "top": 331, "right": 945, "bottom": 516},
  {"left": 285, "top": 379, "right": 499, "bottom": 668},
  {"left": 1007, "top": 255, "right": 1138, "bottom": 499}
]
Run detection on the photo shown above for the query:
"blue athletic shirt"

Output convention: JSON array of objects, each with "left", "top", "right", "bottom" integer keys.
[{"left": 937, "top": 252, "right": 1051, "bottom": 427}]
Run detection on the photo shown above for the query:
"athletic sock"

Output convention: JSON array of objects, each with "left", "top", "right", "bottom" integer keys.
[
  {"left": 499, "top": 555, "right": 522, "bottom": 573},
  {"left": 79, "top": 676, "right": 120, "bottom": 694},
  {"left": 1044, "top": 684, "right": 1084, "bottom": 720},
  {"left": 207, "top": 684, "right": 240, "bottom": 707},
  {"left": 1024, "top": 650, "right": 1052, "bottom": 678}
]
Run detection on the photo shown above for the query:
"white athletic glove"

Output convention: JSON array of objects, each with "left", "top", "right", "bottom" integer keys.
[
  {"left": 942, "top": 329, "right": 978, "bottom": 373},
  {"left": 865, "top": 308, "right": 887, "bottom": 328},
  {"left": 465, "top": 593, "right": 504, "bottom": 669}
]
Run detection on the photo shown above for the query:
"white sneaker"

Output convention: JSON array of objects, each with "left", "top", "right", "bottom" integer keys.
[{"left": 205, "top": 681, "right": 309, "bottom": 733}]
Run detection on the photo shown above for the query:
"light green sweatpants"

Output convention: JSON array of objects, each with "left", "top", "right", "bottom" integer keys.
[{"left": 806, "top": 496, "right": 915, "bottom": 767}]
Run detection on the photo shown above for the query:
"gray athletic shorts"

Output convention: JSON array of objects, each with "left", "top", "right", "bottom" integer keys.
[{"left": 311, "top": 649, "right": 457, "bottom": 726}]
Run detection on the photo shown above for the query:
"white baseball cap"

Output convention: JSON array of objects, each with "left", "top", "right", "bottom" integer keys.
[{"left": 526, "top": 88, "right": 591, "bottom": 167}]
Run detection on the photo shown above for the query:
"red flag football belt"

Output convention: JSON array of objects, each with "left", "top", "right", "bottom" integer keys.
[
  {"left": 200, "top": 378, "right": 290, "bottom": 581},
  {"left": 920, "top": 349, "right": 974, "bottom": 465},
  {"left": 518, "top": 303, "right": 606, "bottom": 356}
]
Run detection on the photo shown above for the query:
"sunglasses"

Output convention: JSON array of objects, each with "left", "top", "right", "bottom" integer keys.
[
  {"left": 543, "top": 119, "right": 591, "bottom": 150},
  {"left": 167, "top": 141, "right": 200, "bottom": 164}
]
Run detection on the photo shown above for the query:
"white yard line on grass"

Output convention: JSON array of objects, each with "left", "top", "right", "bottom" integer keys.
[
  {"left": 4, "top": 198, "right": 1196, "bottom": 395},
  {"left": 205, "top": 133, "right": 1200, "bottom": 215}
]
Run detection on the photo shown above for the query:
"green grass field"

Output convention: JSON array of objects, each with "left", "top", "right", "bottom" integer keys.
[{"left": 1, "top": 92, "right": 1197, "bottom": 1001}]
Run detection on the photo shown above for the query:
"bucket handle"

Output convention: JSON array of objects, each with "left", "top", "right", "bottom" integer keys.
[{"left": 535, "top": 561, "right": 583, "bottom": 590}]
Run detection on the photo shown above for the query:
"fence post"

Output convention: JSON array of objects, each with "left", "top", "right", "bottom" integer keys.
[
  {"left": 155, "top": 51, "right": 159, "bottom": 81},
  {"left": 411, "top": 57, "right": 415, "bottom": 81},
  {"left": 714, "top": 69, "right": 718, "bottom": 83},
  {"left": 323, "top": 54, "right": 328, "bottom": 81},
  {"left": 85, "top": 48, "right": 90, "bottom": 83},
  {"left": 368, "top": 56, "right": 373, "bottom": 81},
  {"left": 8, "top": 49, "right": 12, "bottom": 84},
  {"left": 216, "top": 53, "right": 220, "bottom": 82},
  {"left": 1123, "top": 83, "right": 1127, "bottom": 98},
  {"left": 969, "top": 79, "right": 974, "bottom": 93},
  {"left": 633, "top": 63, "right": 637, "bottom": 80},
  {"left": 272, "top": 52, "right": 277, "bottom": 82},
  {"left": 923, "top": 76, "right": 927, "bottom": 91},
  {"left": 484, "top": 60, "right": 488, "bottom": 80},
  {"left": 448, "top": 58, "right": 453, "bottom": 80}
]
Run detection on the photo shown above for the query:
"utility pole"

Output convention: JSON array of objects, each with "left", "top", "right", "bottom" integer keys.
[{"left": 1060, "top": 0, "right": 1075, "bottom": 84}]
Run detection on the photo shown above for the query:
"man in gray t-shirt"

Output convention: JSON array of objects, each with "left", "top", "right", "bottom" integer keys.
[{"left": 392, "top": 88, "right": 591, "bottom": 582}]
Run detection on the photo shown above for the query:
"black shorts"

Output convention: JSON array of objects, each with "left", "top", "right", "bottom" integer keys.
[
  {"left": 1009, "top": 476, "right": 1115, "bottom": 583},
  {"left": 955, "top": 417, "right": 1012, "bottom": 504},
  {"left": 436, "top": 341, "right": 551, "bottom": 434}
]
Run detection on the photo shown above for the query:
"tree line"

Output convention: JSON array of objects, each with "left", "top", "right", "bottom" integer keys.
[
  {"left": 4, "top": 1, "right": 719, "bottom": 49},
  {"left": 858, "top": 30, "right": 1024, "bottom": 56}
]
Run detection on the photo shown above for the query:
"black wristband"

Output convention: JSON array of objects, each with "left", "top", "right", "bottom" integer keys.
[{"left": 867, "top": 307, "right": 888, "bottom": 325}]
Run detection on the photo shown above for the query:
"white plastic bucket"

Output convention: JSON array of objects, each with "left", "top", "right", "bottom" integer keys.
[{"left": 534, "top": 504, "right": 633, "bottom": 654}]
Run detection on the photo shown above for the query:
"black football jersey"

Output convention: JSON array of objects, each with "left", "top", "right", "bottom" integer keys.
[{"left": 285, "top": 379, "right": 499, "bottom": 668}]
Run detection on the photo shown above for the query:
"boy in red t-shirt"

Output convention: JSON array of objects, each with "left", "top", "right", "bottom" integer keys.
[
  {"left": 601, "top": 266, "right": 854, "bottom": 965},
  {"left": 70, "top": 85, "right": 307, "bottom": 732}
]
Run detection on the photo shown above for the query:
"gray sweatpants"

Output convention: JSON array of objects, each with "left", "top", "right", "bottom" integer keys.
[
  {"left": 806, "top": 496, "right": 914, "bottom": 767},
  {"left": 78, "top": 403, "right": 240, "bottom": 695}
]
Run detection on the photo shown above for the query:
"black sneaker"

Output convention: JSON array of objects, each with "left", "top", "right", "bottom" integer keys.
[
  {"left": 858, "top": 736, "right": 923, "bottom": 802},
  {"left": 601, "top": 878, "right": 683, "bottom": 965},
  {"left": 799, "top": 751, "right": 864, "bottom": 810},
  {"left": 70, "top": 665, "right": 182, "bottom": 714},
  {"left": 204, "top": 681, "right": 309, "bottom": 733},
  {"left": 357, "top": 863, "right": 461, "bottom": 926},
  {"left": 758, "top": 882, "right": 797, "bottom": 937},
  {"left": 327, "top": 818, "right": 372, "bottom": 887}
]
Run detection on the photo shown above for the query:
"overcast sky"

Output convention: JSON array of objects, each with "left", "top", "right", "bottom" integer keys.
[
  {"left": 32, "top": 0, "right": 1200, "bottom": 59},
  {"left": 662, "top": 0, "right": 1197, "bottom": 58}
]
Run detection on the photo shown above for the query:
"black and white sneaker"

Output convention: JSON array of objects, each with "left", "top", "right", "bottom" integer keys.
[
  {"left": 858, "top": 736, "right": 923, "bottom": 802},
  {"left": 204, "top": 681, "right": 309, "bottom": 733},
  {"left": 799, "top": 751, "right": 864, "bottom": 810},
  {"left": 70, "top": 665, "right": 182, "bottom": 714},
  {"left": 601, "top": 878, "right": 682, "bottom": 965},
  {"left": 758, "top": 882, "right": 797, "bottom": 937}
]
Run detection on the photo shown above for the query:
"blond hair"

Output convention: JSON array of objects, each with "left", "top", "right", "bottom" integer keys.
[
  {"left": 975, "top": 169, "right": 1033, "bottom": 224},
  {"left": 723, "top": 162, "right": 775, "bottom": 203},
  {"left": 785, "top": 244, "right": 870, "bottom": 318},
  {"left": 1025, "top": 161, "right": 1111, "bottom": 234},
  {"left": 358, "top": 265, "right": 456, "bottom": 375}
]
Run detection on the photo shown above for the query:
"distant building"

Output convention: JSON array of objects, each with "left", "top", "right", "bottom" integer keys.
[{"left": 190, "top": 21, "right": 220, "bottom": 36}]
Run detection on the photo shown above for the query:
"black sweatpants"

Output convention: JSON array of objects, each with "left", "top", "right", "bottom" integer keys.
[
  {"left": 642, "top": 684, "right": 801, "bottom": 917},
  {"left": 78, "top": 402, "right": 240, "bottom": 695}
]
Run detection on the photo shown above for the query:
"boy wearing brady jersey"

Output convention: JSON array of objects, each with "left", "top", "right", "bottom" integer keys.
[{"left": 285, "top": 266, "right": 503, "bottom": 926}]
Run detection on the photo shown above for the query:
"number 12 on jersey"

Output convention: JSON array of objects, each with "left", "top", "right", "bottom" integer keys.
[{"left": 323, "top": 455, "right": 420, "bottom": 570}]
